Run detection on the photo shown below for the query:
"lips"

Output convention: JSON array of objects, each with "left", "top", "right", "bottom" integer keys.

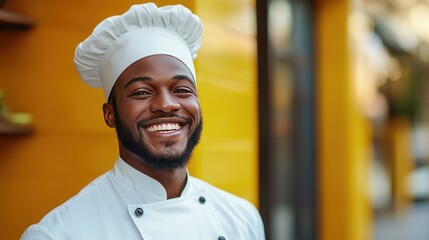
[
  {"left": 146, "top": 123, "right": 181, "bottom": 133},
  {"left": 141, "top": 116, "right": 189, "bottom": 134}
]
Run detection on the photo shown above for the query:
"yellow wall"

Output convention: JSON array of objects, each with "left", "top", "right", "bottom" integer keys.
[
  {"left": 316, "top": 0, "right": 372, "bottom": 239},
  {"left": 191, "top": 0, "right": 259, "bottom": 205},
  {"left": 0, "top": 0, "right": 258, "bottom": 239}
]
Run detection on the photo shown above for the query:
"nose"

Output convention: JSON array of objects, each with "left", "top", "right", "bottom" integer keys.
[{"left": 149, "top": 90, "right": 180, "bottom": 113}]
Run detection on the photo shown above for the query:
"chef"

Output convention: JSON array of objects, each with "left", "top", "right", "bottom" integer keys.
[{"left": 20, "top": 2, "right": 265, "bottom": 240}]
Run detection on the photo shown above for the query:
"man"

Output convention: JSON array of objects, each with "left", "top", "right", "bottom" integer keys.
[{"left": 20, "top": 3, "right": 265, "bottom": 240}]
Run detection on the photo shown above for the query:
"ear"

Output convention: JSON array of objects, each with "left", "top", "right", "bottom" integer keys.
[{"left": 103, "top": 103, "right": 115, "bottom": 128}]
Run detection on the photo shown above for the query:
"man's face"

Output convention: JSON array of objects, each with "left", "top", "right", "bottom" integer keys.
[{"left": 105, "top": 54, "right": 202, "bottom": 169}]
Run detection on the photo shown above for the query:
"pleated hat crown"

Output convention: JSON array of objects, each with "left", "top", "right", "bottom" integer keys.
[{"left": 74, "top": 3, "right": 203, "bottom": 99}]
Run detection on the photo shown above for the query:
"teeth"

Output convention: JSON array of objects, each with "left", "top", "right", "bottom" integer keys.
[{"left": 146, "top": 123, "right": 181, "bottom": 133}]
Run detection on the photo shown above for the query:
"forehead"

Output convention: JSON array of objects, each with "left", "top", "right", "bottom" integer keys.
[{"left": 115, "top": 54, "right": 195, "bottom": 87}]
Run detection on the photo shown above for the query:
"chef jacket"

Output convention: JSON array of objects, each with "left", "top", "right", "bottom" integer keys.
[{"left": 20, "top": 157, "right": 265, "bottom": 240}]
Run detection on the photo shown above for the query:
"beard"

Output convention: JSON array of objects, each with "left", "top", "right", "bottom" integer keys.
[{"left": 113, "top": 104, "right": 202, "bottom": 170}]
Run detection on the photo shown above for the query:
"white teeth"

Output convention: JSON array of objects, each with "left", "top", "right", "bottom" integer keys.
[{"left": 146, "top": 123, "right": 181, "bottom": 133}]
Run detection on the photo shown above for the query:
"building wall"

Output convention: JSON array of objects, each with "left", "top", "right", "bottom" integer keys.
[
  {"left": 315, "top": 0, "right": 372, "bottom": 239},
  {"left": 192, "top": 0, "right": 259, "bottom": 205}
]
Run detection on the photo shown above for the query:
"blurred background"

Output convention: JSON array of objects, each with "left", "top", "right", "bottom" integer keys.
[{"left": 0, "top": 0, "right": 428, "bottom": 239}]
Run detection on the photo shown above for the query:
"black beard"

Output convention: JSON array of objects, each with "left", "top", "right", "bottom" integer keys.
[{"left": 113, "top": 103, "right": 202, "bottom": 170}]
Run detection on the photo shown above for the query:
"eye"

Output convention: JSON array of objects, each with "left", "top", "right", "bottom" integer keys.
[
  {"left": 174, "top": 88, "right": 191, "bottom": 94},
  {"left": 128, "top": 89, "right": 152, "bottom": 97},
  {"left": 173, "top": 88, "right": 195, "bottom": 97},
  {"left": 173, "top": 87, "right": 195, "bottom": 96}
]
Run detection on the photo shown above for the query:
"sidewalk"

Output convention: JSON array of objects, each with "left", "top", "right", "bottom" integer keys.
[{"left": 374, "top": 202, "right": 429, "bottom": 240}]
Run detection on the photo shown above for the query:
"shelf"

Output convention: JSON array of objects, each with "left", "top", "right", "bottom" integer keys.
[
  {"left": 0, "top": 9, "right": 35, "bottom": 28},
  {"left": 0, "top": 119, "right": 33, "bottom": 136}
]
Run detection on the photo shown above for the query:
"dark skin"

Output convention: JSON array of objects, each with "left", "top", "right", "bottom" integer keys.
[{"left": 102, "top": 54, "right": 201, "bottom": 199}]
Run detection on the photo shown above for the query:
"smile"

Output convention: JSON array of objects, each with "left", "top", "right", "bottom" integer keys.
[{"left": 145, "top": 123, "right": 182, "bottom": 133}]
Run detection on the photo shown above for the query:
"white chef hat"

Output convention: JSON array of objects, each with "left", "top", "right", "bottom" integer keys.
[{"left": 74, "top": 3, "right": 203, "bottom": 99}]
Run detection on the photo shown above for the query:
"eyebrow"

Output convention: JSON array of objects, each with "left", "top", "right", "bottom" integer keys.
[
  {"left": 172, "top": 74, "right": 194, "bottom": 83},
  {"left": 124, "top": 76, "right": 152, "bottom": 89},
  {"left": 124, "top": 75, "right": 195, "bottom": 89}
]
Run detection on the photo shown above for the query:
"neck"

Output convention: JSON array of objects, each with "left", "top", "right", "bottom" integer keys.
[
  {"left": 150, "top": 168, "right": 187, "bottom": 199},
  {"left": 121, "top": 153, "right": 188, "bottom": 199}
]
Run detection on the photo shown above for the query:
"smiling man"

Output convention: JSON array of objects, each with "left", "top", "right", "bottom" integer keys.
[{"left": 20, "top": 3, "right": 264, "bottom": 240}]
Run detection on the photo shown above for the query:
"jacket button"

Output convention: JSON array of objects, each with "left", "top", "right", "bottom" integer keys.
[
  {"left": 199, "top": 196, "right": 206, "bottom": 204},
  {"left": 218, "top": 236, "right": 226, "bottom": 240},
  {"left": 135, "top": 207, "right": 144, "bottom": 217}
]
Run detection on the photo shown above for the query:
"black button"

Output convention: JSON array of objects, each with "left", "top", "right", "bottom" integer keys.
[
  {"left": 199, "top": 196, "right": 206, "bottom": 204},
  {"left": 135, "top": 207, "right": 144, "bottom": 217},
  {"left": 218, "top": 236, "right": 226, "bottom": 240}
]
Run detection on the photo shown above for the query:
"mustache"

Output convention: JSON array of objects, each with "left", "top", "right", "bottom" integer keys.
[{"left": 137, "top": 113, "right": 191, "bottom": 127}]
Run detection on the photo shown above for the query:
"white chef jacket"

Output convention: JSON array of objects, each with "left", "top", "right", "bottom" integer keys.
[{"left": 20, "top": 158, "right": 265, "bottom": 240}]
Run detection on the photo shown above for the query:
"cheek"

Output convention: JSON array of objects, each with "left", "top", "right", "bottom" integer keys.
[
  {"left": 117, "top": 100, "right": 148, "bottom": 123},
  {"left": 185, "top": 99, "right": 201, "bottom": 121}
]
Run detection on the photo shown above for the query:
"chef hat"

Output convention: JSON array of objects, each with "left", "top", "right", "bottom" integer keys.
[{"left": 74, "top": 3, "right": 203, "bottom": 99}]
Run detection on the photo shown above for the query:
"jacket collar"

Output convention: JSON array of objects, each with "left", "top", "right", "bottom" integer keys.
[{"left": 113, "top": 157, "right": 191, "bottom": 202}]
